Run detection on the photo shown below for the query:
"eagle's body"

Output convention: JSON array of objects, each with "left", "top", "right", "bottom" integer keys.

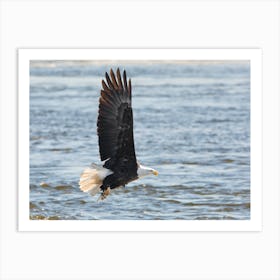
[{"left": 79, "top": 69, "right": 158, "bottom": 200}]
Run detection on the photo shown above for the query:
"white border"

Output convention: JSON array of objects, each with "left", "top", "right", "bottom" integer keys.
[{"left": 18, "top": 48, "right": 262, "bottom": 232}]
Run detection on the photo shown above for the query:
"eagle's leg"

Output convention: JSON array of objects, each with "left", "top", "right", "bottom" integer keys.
[{"left": 99, "top": 185, "right": 111, "bottom": 201}]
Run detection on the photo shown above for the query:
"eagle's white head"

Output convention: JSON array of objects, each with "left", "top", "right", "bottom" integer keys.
[{"left": 137, "top": 164, "right": 158, "bottom": 178}]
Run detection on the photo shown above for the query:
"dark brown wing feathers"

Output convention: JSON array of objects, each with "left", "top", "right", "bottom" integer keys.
[
  {"left": 110, "top": 69, "right": 119, "bottom": 89},
  {"left": 102, "top": 80, "right": 110, "bottom": 92},
  {"left": 123, "top": 70, "right": 128, "bottom": 92},
  {"left": 116, "top": 68, "right": 123, "bottom": 90},
  {"left": 97, "top": 68, "right": 137, "bottom": 177},
  {"left": 105, "top": 72, "right": 114, "bottom": 89},
  {"left": 128, "top": 79, "right": 132, "bottom": 97}
]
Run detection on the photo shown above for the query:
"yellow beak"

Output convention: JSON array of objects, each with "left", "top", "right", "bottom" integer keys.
[{"left": 152, "top": 170, "right": 159, "bottom": 176}]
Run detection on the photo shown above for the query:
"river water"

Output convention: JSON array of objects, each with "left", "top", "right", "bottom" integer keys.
[{"left": 29, "top": 60, "right": 250, "bottom": 220}]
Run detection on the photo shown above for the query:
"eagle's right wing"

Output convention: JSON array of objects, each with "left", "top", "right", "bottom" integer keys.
[{"left": 97, "top": 69, "right": 137, "bottom": 174}]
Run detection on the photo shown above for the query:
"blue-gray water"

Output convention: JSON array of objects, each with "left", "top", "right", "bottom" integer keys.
[{"left": 29, "top": 61, "right": 250, "bottom": 220}]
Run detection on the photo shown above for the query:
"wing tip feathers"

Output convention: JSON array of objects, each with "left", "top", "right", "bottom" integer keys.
[{"left": 102, "top": 68, "right": 131, "bottom": 98}]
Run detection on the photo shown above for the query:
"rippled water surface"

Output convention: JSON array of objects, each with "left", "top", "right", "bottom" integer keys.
[{"left": 29, "top": 61, "right": 250, "bottom": 220}]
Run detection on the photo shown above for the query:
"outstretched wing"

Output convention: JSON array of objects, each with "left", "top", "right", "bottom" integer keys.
[{"left": 97, "top": 69, "right": 137, "bottom": 174}]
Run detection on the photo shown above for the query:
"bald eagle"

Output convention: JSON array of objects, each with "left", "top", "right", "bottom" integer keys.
[{"left": 79, "top": 68, "right": 158, "bottom": 200}]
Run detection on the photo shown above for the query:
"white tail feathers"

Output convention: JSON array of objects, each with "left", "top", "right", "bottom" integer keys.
[{"left": 79, "top": 163, "right": 113, "bottom": 196}]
